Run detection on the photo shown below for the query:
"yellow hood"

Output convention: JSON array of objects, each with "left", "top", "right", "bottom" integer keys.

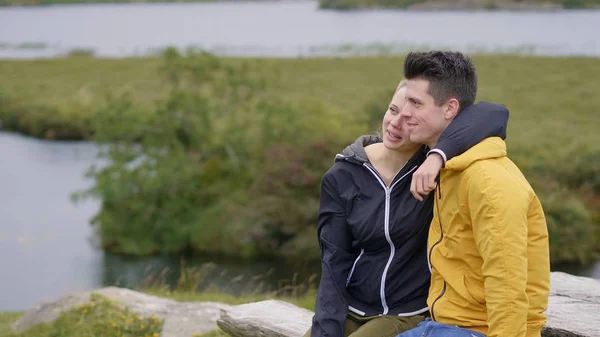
[{"left": 445, "top": 137, "right": 507, "bottom": 172}]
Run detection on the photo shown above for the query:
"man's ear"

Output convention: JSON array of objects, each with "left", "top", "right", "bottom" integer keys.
[{"left": 444, "top": 98, "right": 460, "bottom": 120}]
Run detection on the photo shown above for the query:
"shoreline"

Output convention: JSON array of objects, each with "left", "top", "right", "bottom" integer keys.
[{"left": 1, "top": 0, "right": 599, "bottom": 9}]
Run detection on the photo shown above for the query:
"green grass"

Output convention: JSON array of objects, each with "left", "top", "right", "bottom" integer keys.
[
  {"left": 1, "top": 54, "right": 599, "bottom": 157},
  {"left": 1, "top": 53, "right": 599, "bottom": 263},
  {"left": 143, "top": 287, "right": 316, "bottom": 310},
  {"left": 0, "top": 288, "right": 316, "bottom": 337},
  {"left": 0, "top": 313, "right": 22, "bottom": 337}
]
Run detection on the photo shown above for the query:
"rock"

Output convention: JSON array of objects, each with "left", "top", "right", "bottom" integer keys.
[
  {"left": 217, "top": 299, "right": 313, "bottom": 337},
  {"left": 543, "top": 272, "right": 600, "bottom": 337},
  {"left": 218, "top": 272, "right": 600, "bottom": 337},
  {"left": 11, "top": 272, "right": 600, "bottom": 337},
  {"left": 11, "top": 287, "right": 231, "bottom": 337}
]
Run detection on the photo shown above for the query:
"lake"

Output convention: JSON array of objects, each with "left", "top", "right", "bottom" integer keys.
[
  {"left": 0, "top": 131, "right": 598, "bottom": 312},
  {"left": 0, "top": 1, "right": 599, "bottom": 312},
  {"left": 0, "top": 2, "right": 599, "bottom": 58}
]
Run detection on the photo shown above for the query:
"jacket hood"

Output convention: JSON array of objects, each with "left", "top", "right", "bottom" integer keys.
[
  {"left": 445, "top": 137, "right": 507, "bottom": 171},
  {"left": 335, "top": 135, "right": 382, "bottom": 164}
]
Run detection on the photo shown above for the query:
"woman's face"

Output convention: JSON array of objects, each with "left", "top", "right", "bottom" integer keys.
[{"left": 382, "top": 87, "right": 420, "bottom": 153}]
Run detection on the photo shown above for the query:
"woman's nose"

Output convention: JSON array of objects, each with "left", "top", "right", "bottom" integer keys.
[{"left": 390, "top": 114, "right": 403, "bottom": 128}]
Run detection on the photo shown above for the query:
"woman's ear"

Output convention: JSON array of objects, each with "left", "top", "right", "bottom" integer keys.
[{"left": 444, "top": 98, "right": 460, "bottom": 120}]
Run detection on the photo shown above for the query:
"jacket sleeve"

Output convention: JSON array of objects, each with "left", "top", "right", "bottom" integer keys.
[
  {"left": 525, "top": 195, "right": 551, "bottom": 335},
  {"left": 467, "top": 167, "right": 529, "bottom": 337},
  {"left": 432, "top": 102, "right": 509, "bottom": 164},
  {"left": 310, "top": 172, "right": 356, "bottom": 337}
]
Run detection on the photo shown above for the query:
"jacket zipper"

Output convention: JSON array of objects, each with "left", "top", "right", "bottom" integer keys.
[
  {"left": 363, "top": 163, "right": 417, "bottom": 315},
  {"left": 346, "top": 248, "right": 364, "bottom": 286},
  {"left": 429, "top": 182, "right": 445, "bottom": 321}
]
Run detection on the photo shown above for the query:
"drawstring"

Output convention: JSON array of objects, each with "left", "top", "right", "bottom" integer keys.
[{"left": 436, "top": 174, "right": 442, "bottom": 199}]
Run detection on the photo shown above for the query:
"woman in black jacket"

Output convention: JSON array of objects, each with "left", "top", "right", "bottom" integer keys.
[{"left": 305, "top": 80, "right": 509, "bottom": 337}]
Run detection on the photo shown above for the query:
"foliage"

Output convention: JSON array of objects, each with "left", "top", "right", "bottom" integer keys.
[
  {"left": 72, "top": 48, "right": 361, "bottom": 258},
  {"left": 317, "top": 0, "right": 600, "bottom": 10},
  {"left": 2, "top": 294, "right": 164, "bottom": 337},
  {"left": 2, "top": 53, "right": 600, "bottom": 264},
  {"left": 0, "top": 268, "right": 319, "bottom": 337}
]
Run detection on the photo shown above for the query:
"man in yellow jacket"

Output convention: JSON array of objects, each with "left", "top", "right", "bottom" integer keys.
[{"left": 395, "top": 51, "right": 551, "bottom": 337}]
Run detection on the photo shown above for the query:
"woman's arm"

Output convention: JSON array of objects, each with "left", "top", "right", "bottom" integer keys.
[{"left": 310, "top": 172, "right": 356, "bottom": 337}]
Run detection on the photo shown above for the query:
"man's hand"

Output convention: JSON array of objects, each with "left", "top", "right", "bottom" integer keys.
[{"left": 411, "top": 153, "right": 444, "bottom": 201}]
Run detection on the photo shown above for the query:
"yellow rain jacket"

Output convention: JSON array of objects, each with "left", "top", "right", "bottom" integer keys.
[{"left": 427, "top": 137, "right": 550, "bottom": 337}]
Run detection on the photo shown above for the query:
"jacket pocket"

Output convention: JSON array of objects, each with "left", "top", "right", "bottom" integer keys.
[
  {"left": 462, "top": 274, "right": 486, "bottom": 309},
  {"left": 346, "top": 249, "right": 364, "bottom": 286}
]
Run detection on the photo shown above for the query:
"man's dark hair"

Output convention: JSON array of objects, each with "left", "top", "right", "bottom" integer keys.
[{"left": 403, "top": 51, "right": 477, "bottom": 111}]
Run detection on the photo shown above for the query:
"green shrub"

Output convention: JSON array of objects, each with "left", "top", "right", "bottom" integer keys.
[
  {"left": 74, "top": 48, "right": 364, "bottom": 258},
  {"left": 7, "top": 52, "right": 589, "bottom": 265},
  {"left": 536, "top": 185, "right": 600, "bottom": 264},
  {"left": 7, "top": 294, "right": 163, "bottom": 337}
]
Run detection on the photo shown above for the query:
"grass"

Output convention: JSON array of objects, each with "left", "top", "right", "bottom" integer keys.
[
  {"left": 1, "top": 53, "right": 599, "bottom": 263},
  {"left": 0, "top": 313, "right": 21, "bottom": 337},
  {"left": 1, "top": 54, "right": 599, "bottom": 156},
  {"left": 0, "top": 264, "right": 316, "bottom": 336},
  {"left": 0, "top": 288, "right": 316, "bottom": 337}
]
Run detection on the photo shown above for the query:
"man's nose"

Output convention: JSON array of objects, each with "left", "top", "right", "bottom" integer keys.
[{"left": 400, "top": 104, "right": 412, "bottom": 118}]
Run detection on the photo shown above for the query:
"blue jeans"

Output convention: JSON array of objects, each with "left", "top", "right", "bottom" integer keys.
[{"left": 395, "top": 319, "right": 486, "bottom": 337}]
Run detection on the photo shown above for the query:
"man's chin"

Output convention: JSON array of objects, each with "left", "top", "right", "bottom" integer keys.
[{"left": 407, "top": 134, "right": 420, "bottom": 143}]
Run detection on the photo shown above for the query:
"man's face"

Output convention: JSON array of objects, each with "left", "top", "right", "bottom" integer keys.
[{"left": 400, "top": 78, "right": 449, "bottom": 148}]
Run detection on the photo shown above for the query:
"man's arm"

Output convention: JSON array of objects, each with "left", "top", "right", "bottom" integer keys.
[
  {"left": 525, "top": 195, "right": 551, "bottom": 335},
  {"left": 468, "top": 168, "right": 529, "bottom": 337},
  {"left": 310, "top": 173, "right": 355, "bottom": 337},
  {"left": 410, "top": 102, "right": 509, "bottom": 201}
]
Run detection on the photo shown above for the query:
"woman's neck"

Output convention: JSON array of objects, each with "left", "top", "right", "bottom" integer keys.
[
  {"left": 380, "top": 145, "right": 416, "bottom": 171},
  {"left": 365, "top": 143, "right": 419, "bottom": 185}
]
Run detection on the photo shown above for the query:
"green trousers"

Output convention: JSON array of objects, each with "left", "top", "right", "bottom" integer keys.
[{"left": 303, "top": 311, "right": 428, "bottom": 337}]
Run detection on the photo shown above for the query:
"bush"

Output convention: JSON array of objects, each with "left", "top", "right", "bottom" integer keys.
[
  {"left": 74, "top": 48, "right": 364, "bottom": 258},
  {"left": 66, "top": 50, "right": 599, "bottom": 266},
  {"left": 536, "top": 185, "right": 600, "bottom": 265},
  {"left": 7, "top": 294, "right": 163, "bottom": 337}
]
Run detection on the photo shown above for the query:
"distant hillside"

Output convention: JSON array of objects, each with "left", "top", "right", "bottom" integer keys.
[{"left": 318, "top": 0, "right": 600, "bottom": 10}]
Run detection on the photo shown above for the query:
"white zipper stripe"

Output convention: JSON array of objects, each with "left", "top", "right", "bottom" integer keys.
[
  {"left": 346, "top": 249, "right": 364, "bottom": 286},
  {"left": 363, "top": 164, "right": 386, "bottom": 189},
  {"left": 362, "top": 163, "right": 418, "bottom": 315},
  {"left": 382, "top": 165, "right": 418, "bottom": 315},
  {"left": 348, "top": 305, "right": 366, "bottom": 316},
  {"left": 397, "top": 306, "right": 430, "bottom": 317},
  {"left": 391, "top": 166, "right": 418, "bottom": 189},
  {"left": 381, "top": 189, "right": 393, "bottom": 314}
]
